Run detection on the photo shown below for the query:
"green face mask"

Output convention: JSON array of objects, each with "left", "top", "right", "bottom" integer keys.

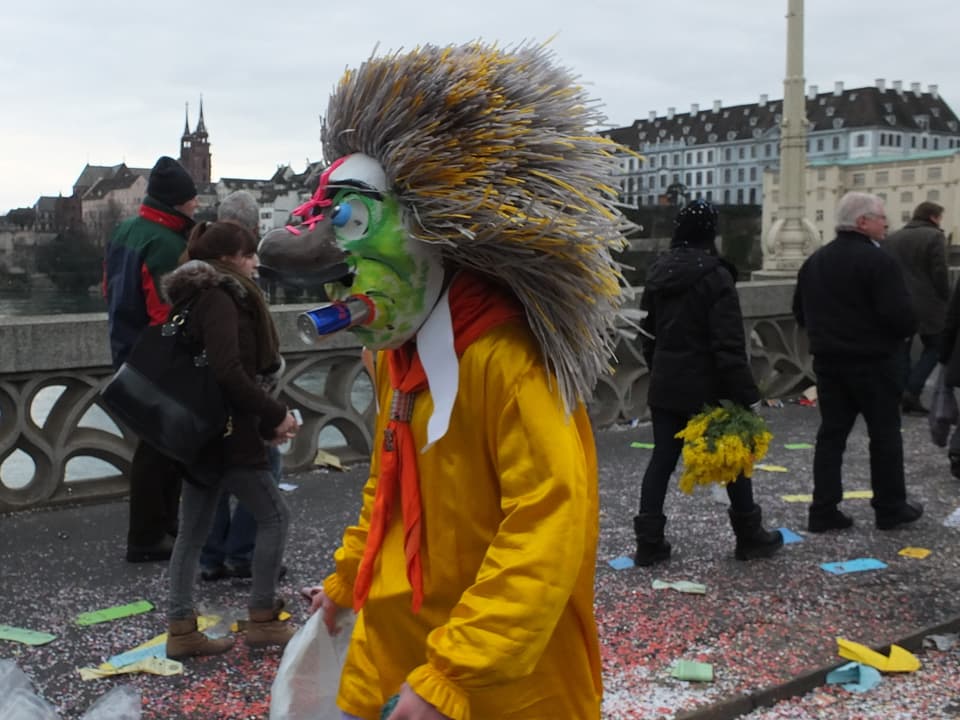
[{"left": 323, "top": 187, "right": 444, "bottom": 349}]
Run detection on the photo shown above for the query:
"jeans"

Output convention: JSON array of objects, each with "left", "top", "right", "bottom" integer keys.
[
  {"left": 639, "top": 407, "right": 756, "bottom": 515},
  {"left": 200, "top": 446, "right": 283, "bottom": 570},
  {"left": 902, "top": 333, "right": 941, "bottom": 399},
  {"left": 812, "top": 354, "right": 907, "bottom": 515},
  {"left": 168, "top": 463, "right": 290, "bottom": 619},
  {"left": 128, "top": 440, "right": 183, "bottom": 547}
]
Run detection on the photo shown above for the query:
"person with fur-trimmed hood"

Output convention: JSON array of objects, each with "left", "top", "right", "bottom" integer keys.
[
  {"left": 264, "top": 41, "right": 631, "bottom": 720},
  {"left": 159, "top": 221, "right": 300, "bottom": 659}
]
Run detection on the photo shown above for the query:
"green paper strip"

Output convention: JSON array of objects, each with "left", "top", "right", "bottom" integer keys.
[
  {"left": 784, "top": 443, "right": 814, "bottom": 450},
  {"left": 76, "top": 600, "right": 154, "bottom": 626},
  {"left": 671, "top": 659, "right": 714, "bottom": 682},
  {"left": 630, "top": 442, "right": 655, "bottom": 449},
  {"left": 0, "top": 624, "right": 57, "bottom": 646},
  {"left": 652, "top": 580, "right": 707, "bottom": 594}
]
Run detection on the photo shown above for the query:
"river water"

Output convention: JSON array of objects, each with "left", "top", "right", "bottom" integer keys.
[{"left": 0, "top": 286, "right": 106, "bottom": 317}]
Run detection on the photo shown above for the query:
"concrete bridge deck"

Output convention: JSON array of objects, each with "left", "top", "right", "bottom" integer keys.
[{"left": 2, "top": 402, "right": 959, "bottom": 719}]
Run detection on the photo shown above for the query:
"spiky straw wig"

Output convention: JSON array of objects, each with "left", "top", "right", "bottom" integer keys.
[{"left": 322, "top": 40, "right": 633, "bottom": 409}]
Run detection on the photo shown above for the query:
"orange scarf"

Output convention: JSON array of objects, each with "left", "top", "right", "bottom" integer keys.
[{"left": 352, "top": 273, "right": 523, "bottom": 613}]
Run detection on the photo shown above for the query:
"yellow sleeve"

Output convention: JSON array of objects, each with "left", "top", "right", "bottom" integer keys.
[
  {"left": 324, "top": 353, "right": 391, "bottom": 608},
  {"left": 408, "top": 366, "right": 593, "bottom": 714}
]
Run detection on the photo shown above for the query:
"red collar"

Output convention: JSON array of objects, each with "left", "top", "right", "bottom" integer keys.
[{"left": 139, "top": 204, "right": 190, "bottom": 233}]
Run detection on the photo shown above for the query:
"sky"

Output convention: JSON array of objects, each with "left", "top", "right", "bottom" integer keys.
[{"left": 2, "top": 0, "right": 959, "bottom": 213}]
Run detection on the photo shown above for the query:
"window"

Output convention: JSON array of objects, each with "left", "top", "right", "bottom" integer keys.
[
  {"left": 696, "top": 171, "right": 702, "bottom": 186},
  {"left": 901, "top": 169, "right": 915, "bottom": 182},
  {"left": 673, "top": 153, "right": 680, "bottom": 166},
  {"left": 724, "top": 148, "right": 732, "bottom": 162},
  {"left": 750, "top": 145, "right": 757, "bottom": 158},
  {"left": 771, "top": 190, "right": 779, "bottom": 203},
  {"left": 901, "top": 191, "right": 914, "bottom": 203},
  {"left": 686, "top": 172, "right": 692, "bottom": 185},
  {"left": 739, "top": 147, "right": 745, "bottom": 159},
  {"left": 832, "top": 136, "right": 840, "bottom": 150},
  {"left": 749, "top": 167, "right": 757, "bottom": 181},
  {"left": 928, "top": 189, "right": 941, "bottom": 201},
  {"left": 815, "top": 209, "right": 824, "bottom": 221},
  {"left": 816, "top": 138, "right": 824, "bottom": 152},
  {"left": 724, "top": 168, "right": 732, "bottom": 183},
  {"left": 686, "top": 152, "right": 693, "bottom": 164},
  {"left": 737, "top": 189, "right": 744, "bottom": 204},
  {"left": 928, "top": 166, "right": 943, "bottom": 180},
  {"left": 817, "top": 169, "right": 826, "bottom": 181},
  {"left": 923, "top": 137, "right": 928, "bottom": 149},
  {"left": 648, "top": 195, "right": 655, "bottom": 206},
  {"left": 706, "top": 191, "right": 713, "bottom": 201},
  {"left": 737, "top": 168, "right": 745, "bottom": 182},
  {"left": 749, "top": 188, "right": 756, "bottom": 203},
  {"left": 902, "top": 211, "right": 911, "bottom": 222},
  {"left": 647, "top": 176, "right": 655, "bottom": 189},
  {"left": 707, "top": 150, "right": 713, "bottom": 163},
  {"left": 661, "top": 155, "right": 669, "bottom": 168},
  {"left": 766, "top": 143, "right": 772, "bottom": 157},
  {"left": 659, "top": 174, "right": 667, "bottom": 188},
  {"left": 856, "top": 134, "right": 867, "bottom": 147},
  {"left": 650, "top": 155, "right": 657, "bottom": 168},
  {"left": 706, "top": 171, "right": 713, "bottom": 184},
  {"left": 875, "top": 171, "right": 888, "bottom": 184},
  {"left": 696, "top": 151, "right": 703, "bottom": 163},
  {"left": 911, "top": 136, "right": 917, "bottom": 148},
  {"left": 852, "top": 173, "right": 866, "bottom": 186},
  {"left": 724, "top": 190, "right": 731, "bottom": 204}
]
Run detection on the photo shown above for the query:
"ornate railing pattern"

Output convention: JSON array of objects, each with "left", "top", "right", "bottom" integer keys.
[{"left": 0, "top": 281, "right": 808, "bottom": 512}]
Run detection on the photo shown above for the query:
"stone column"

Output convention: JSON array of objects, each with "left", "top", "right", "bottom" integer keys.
[{"left": 760, "top": 0, "right": 820, "bottom": 275}]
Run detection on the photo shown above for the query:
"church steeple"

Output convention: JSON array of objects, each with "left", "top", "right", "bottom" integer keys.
[
  {"left": 182, "top": 102, "right": 191, "bottom": 137},
  {"left": 195, "top": 95, "right": 207, "bottom": 137}
]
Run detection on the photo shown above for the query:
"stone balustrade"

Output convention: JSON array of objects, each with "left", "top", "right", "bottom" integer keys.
[{"left": 0, "top": 280, "right": 807, "bottom": 512}]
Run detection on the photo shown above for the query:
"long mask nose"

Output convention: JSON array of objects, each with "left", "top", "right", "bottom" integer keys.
[{"left": 257, "top": 217, "right": 351, "bottom": 289}]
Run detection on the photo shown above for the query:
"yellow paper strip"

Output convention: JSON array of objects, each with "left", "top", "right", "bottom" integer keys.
[
  {"left": 782, "top": 490, "right": 873, "bottom": 503},
  {"left": 79, "top": 657, "right": 183, "bottom": 681},
  {"left": 755, "top": 464, "right": 789, "bottom": 473},
  {"left": 314, "top": 449, "right": 344, "bottom": 470},
  {"left": 837, "top": 637, "right": 920, "bottom": 673},
  {"left": 898, "top": 547, "right": 931, "bottom": 559}
]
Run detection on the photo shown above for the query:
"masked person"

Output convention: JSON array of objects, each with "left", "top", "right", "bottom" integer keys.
[{"left": 261, "top": 41, "right": 632, "bottom": 720}]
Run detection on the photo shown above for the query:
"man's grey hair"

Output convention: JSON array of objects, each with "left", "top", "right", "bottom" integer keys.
[
  {"left": 836, "top": 191, "right": 883, "bottom": 231},
  {"left": 217, "top": 190, "right": 259, "bottom": 232}
]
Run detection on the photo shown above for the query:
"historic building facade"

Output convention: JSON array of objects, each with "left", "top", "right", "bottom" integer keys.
[
  {"left": 606, "top": 80, "right": 960, "bottom": 209},
  {"left": 180, "top": 99, "right": 212, "bottom": 185}
]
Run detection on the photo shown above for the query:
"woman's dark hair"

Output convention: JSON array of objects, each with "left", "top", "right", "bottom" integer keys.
[{"left": 187, "top": 221, "right": 257, "bottom": 261}]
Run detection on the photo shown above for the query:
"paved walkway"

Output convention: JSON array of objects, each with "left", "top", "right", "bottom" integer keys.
[{"left": 2, "top": 402, "right": 959, "bottom": 719}]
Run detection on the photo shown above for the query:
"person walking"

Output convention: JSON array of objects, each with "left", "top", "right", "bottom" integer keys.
[
  {"left": 793, "top": 191, "right": 923, "bottom": 532},
  {"left": 884, "top": 201, "right": 949, "bottom": 415},
  {"left": 160, "top": 221, "right": 299, "bottom": 658},
  {"left": 633, "top": 199, "right": 783, "bottom": 566},
  {"left": 104, "top": 156, "right": 197, "bottom": 562},
  {"left": 198, "top": 190, "right": 286, "bottom": 582}
]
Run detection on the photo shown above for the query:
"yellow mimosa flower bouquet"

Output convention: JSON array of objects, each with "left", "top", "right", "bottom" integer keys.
[{"left": 674, "top": 400, "right": 772, "bottom": 494}]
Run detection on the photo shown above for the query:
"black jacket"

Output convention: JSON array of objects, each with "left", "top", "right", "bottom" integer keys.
[
  {"left": 793, "top": 230, "right": 916, "bottom": 360},
  {"left": 940, "top": 281, "right": 960, "bottom": 386},
  {"left": 883, "top": 219, "right": 949, "bottom": 335},
  {"left": 640, "top": 248, "right": 760, "bottom": 415}
]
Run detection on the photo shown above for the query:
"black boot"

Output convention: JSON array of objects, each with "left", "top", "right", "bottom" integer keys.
[
  {"left": 633, "top": 513, "right": 671, "bottom": 567},
  {"left": 728, "top": 506, "right": 783, "bottom": 561}
]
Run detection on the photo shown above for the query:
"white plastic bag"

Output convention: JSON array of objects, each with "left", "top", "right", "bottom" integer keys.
[
  {"left": 269, "top": 609, "right": 355, "bottom": 720},
  {"left": 80, "top": 685, "right": 142, "bottom": 720}
]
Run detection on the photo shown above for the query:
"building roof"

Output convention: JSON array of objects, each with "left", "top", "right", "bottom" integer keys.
[
  {"left": 83, "top": 171, "right": 142, "bottom": 200},
  {"left": 73, "top": 164, "right": 125, "bottom": 192},
  {"left": 606, "top": 82, "right": 960, "bottom": 150}
]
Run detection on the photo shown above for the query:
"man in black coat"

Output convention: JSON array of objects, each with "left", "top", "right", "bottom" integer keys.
[
  {"left": 793, "top": 191, "right": 922, "bottom": 532},
  {"left": 884, "top": 201, "right": 949, "bottom": 415}
]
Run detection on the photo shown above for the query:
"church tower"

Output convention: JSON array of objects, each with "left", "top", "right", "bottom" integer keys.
[{"left": 179, "top": 98, "right": 212, "bottom": 185}]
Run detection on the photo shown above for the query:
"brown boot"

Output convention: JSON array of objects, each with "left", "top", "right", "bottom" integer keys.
[
  {"left": 246, "top": 606, "right": 295, "bottom": 648},
  {"left": 166, "top": 617, "right": 234, "bottom": 659}
]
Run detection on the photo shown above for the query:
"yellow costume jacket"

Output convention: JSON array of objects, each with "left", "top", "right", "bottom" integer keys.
[{"left": 323, "top": 321, "right": 602, "bottom": 719}]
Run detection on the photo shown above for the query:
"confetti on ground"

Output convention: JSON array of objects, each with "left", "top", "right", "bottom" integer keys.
[
  {"left": 784, "top": 443, "right": 814, "bottom": 449},
  {"left": 75, "top": 600, "right": 154, "bottom": 626},
  {"left": 755, "top": 463, "right": 789, "bottom": 472},
  {"left": 314, "top": 449, "right": 344, "bottom": 469},
  {"left": 943, "top": 507, "right": 960, "bottom": 527},
  {"left": 898, "top": 547, "right": 931, "bottom": 559},
  {"left": 630, "top": 442, "right": 655, "bottom": 449},
  {"left": 608, "top": 556, "right": 635, "bottom": 570},
  {"left": 837, "top": 639, "right": 920, "bottom": 673},
  {"left": 0, "top": 624, "right": 56, "bottom": 646},
  {"left": 671, "top": 660, "right": 714, "bottom": 682},
  {"left": 820, "top": 558, "right": 887, "bottom": 575},
  {"left": 778, "top": 528, "right": 803, "bottom": 544},
  {"left": 826, "top": 661, "right": 882, "bottom": 692},
  {"left": 652, "top": 580, "right": 707, "bottom": 594},
  {"left": 279, "top": 482, "right": 298, "bottom": 491},
  {"left": 782, "top": 490, "right": 873, "bottom": 503},
  {"left": 923, "top": 633, "right": 959, "bottom": 651},
  {"left": 78, "top": 657, "right": 182, "bottom": 680}
]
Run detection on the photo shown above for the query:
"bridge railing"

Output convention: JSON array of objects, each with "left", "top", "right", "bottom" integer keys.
[{"left": 0, "top": 280, "right": 807, "bottom": 512}]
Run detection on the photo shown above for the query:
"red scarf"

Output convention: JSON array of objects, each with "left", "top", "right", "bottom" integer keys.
[{"left": 352, "top": 273, "right": 523, "bottom": 613}]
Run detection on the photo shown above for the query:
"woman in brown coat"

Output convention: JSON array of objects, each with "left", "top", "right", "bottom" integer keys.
[{"left": 161, "top": 221, "right": 300, "bottom": 658}]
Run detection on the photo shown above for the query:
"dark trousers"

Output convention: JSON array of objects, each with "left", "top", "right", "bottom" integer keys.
[
  {"left": 639, "top": 407, "right": 755, "bottom": 515},
  {"left": 200, "top": 446, "right": 283, "bottom": 569},
  {"left": 127, "top": 440, "right": 183, "bottom": 547},
  {"left": 812, "top": 355, "right": 906, "bottom": 515},
  {"left": 901, "top": 333, "right": 941, "bottom": 399}
]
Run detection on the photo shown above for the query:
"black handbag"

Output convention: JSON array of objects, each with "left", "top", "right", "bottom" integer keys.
[{"left": 101, "top": 304, "right": 232, "bottom": 467}]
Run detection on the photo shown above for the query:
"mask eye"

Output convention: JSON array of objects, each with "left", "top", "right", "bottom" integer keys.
[{"left": 333, "top": 197, "right": 370, "bottom": 241}]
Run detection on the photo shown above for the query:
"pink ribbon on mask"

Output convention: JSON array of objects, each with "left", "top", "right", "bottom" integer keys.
[{"left": 286, "top": 156, "right": 348, "bottom": 235}]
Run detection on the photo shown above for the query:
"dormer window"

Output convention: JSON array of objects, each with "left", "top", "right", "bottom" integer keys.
[
  {"left": 932, "top": 107, "right": 941, "bottom": 118},
  {"left": 885, "top": 115, "right": 897, "bottom": 126},
  {"left": 749, "top": 116, "right": 758, "bottom": 126},
  {"left": 833, "top": 118, "right": 844, "bottom": 129},
  {"left": 682, "top": 126, "right": 690, "bottom": 135},
  {"left": 705, "top": 122, "right": 712, "bottom": 131},
  {"left": 708, "top": 133, "right": 717, "bottom": 142},
  {"left": 825, "top": 106, "right": 835, "bottom": 117},
  {"left": 727, "top": 131, "right": 737, "bottom": 140},
  {"left": 743, "top": 108, "right": 750, "bottom": 115},
  {"left": 884, "top": 103, "right": 893, "bottom": 112},
  {"left": 848, "top": 93, "right": 857, "bottom": 101}
]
